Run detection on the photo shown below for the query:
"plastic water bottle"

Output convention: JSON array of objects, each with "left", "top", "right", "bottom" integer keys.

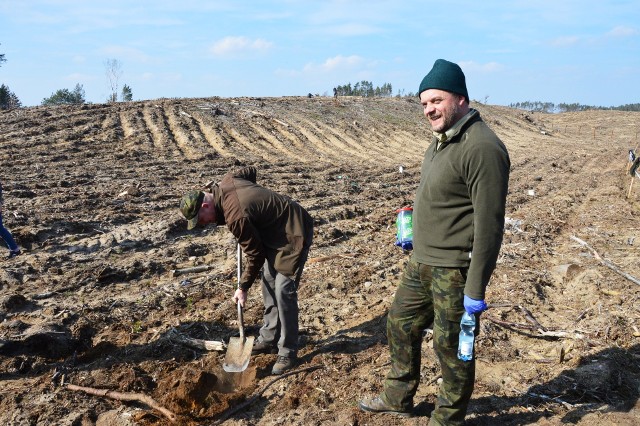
[
  {"left": 395, "top": 207, "right": 413, "bottom": 251},
  {"left": 457, "top": 312, "right": 475, "bottom": 362}
]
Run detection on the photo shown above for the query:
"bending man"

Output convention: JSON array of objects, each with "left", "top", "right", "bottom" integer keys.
[{"left": 180, "top": 166, "right": 313, "bottom": 375}]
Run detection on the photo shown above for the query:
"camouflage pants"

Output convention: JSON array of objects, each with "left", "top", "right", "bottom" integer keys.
[{"left": 381, "top": 259, "right": 477, "bottom": 425}]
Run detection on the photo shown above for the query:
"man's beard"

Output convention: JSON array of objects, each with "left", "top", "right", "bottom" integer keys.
[{"left": 431, "top": 101, "right": 461, "bottom": 133}]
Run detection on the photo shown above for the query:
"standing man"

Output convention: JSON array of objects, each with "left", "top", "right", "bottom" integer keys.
[
  {"left": 179, "top": 166, "right": 313, "bottom": 375},
  {"left": 359, "top": 59, "right": 510, "bottom": 424},
  {"left": 0, "top": 180, "right": 21, "bottom": 258}
]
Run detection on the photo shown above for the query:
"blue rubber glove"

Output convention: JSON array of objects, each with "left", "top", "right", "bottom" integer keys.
[
  {"left": 464, "top": 295, "right": 487, "bottom": 314},
  {"left": 395, "top": 239, "right": 413, "bottom": 250}
]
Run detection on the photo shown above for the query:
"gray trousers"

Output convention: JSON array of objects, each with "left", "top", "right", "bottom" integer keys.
[{"left": 258, "top": 248, "right": 309, "bottom": 358}]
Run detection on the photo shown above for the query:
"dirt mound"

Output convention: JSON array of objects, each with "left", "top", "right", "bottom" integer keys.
[{"left": 1, "top": 96, "right": 639, "bottom": 425}]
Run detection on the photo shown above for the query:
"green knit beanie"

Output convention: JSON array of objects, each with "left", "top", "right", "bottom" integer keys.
[{"left": 418, "top": 59, "right": 468, "bottom": 100}]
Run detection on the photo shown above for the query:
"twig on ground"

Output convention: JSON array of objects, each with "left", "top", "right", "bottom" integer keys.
[
  {"left": 66, "top": 383, "right": 177, "bottom": 423},
  {"left": 570, "top": 235, "right": 640, "bottom": 286},
  {"left": 213, "top": 365, "right": 324, "bottom": 424},
  {"left": 486, "top": 303, "right": 583, "bottom": 339},
  {"left": 373, "top": 361, "right": 391, "bottom": 372},
  {"left": 527, "top": 391, "right": 575, "bottom": 409},
  {"left": 424, "top": 374, "right": 441, "bottom": 387},
  {"left": 307, "top": 253, "right": 355, "bottom": 264}
]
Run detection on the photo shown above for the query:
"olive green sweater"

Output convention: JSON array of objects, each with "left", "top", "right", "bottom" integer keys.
[{"left": 412, "top": 109, "right": 510, "bottom": 299}]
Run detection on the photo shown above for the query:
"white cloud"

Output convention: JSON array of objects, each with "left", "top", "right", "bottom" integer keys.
[
  {"left": 275, "top": 54, "right": 373, "bottom": 84},
  {"left": 606, "top": 26, "right": 638, "bottom": 37},
  {"left": 303, "top": 55, "right": 365, "bottom": 73},
  {"left": 210, "top": 36, "right": 274, "bottom": 57}
]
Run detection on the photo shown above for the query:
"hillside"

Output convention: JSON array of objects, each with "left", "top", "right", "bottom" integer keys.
[{"left": 0, "top": 96, "right": 639, "bottom": 425}]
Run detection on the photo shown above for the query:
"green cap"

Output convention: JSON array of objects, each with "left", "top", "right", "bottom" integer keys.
[
  {"left": 179, "top": 190, "right": 205, "bottom": 230},
  {"left": 418, "top": 59, "right": 468, "bottom": 101}
]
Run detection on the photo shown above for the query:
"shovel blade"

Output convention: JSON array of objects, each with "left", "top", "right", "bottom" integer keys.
[{"left": 222, "top": 335, "right": 255, "bottom": 373}]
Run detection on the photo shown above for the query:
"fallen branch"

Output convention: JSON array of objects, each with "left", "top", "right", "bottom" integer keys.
[
  {"left": 570, "top": 235, "right": 640, "bottom": 286},
  {"left": 527, "top": 391, "right": 575, "bottom": 409},
  {"left": 66, "top": 383, "right": 177, "bottom": 423},
  {"left": 489, "top": 302, "right": 546, "bottom": 331},
  {"left": 170, "top": 265, "right": 214, "bottom": 277},
  {"left": 166, "top": 328, "right": 225, "bottom": 351},
  {"left": 213, "top": 364, "right": 323, "bottom": 424},
  {"left": 484, "top": 314, "right": 579, "bottom": 339},
  {"left": 486, "top": 303, "right": 583, "bottom": 339},
  {"left": 31, "top": 280, "right": 90, "bottom": 300}
]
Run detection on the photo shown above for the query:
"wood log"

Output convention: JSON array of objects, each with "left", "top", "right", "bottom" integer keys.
[
  {"left": 166, "top": 328, "right": 225, "bottom": 351},
  {"left": 170, "top": 265, "right": 214, "bottom": 277}
]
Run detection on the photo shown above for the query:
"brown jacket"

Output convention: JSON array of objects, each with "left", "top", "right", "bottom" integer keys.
[{"left": 211, "top": 167, "right": 313, "bottom": 290}]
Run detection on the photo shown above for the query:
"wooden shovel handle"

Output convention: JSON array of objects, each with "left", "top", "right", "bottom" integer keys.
[{"left": 236, "top": 243, "right": 245, "bottom": 340}]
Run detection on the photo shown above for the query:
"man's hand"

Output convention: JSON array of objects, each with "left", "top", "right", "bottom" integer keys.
[
  {"left": 233, "top": 288, "right": 247, "bottom": 307},
  {"left": 463, "top": 295, "right": 487, "bottom": 314}
]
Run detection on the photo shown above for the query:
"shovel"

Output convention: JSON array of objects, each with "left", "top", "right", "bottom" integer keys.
[{"left": 222, "top": 243, "right": 255, "bottom": 373}]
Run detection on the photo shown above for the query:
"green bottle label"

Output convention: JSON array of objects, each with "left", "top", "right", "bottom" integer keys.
[{"left": 396, "top": 210, "right": 413, "bottom": 241}]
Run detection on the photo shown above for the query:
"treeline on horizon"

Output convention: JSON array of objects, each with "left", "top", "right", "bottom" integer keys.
[
  {"left": 334, "top": 81, "right": 395, "bottom": 97},
  {"left": 509, "top": 100, "right": 640, "bottom": 113}
]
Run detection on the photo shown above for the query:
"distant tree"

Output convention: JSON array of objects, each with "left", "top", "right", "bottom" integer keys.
[
  {"left": 42, "top": 83, "right": 86, "bottom": 105},
  {"left": 509, "top": 101, "right": 556, "bottom": 113},
  {"left": 334, "top": 81, "right": 392, "bottom": 97},
  {"left": 614, "top": 103, "right": 640, "bottom": 112},
  {"left": 104, "top": 59, "right": 122, "bottom": 103},
  {"left": 0, "top": 84, "right": 21, "bottom": 109},
  {"left": 0, "top": 43, "right": 6, "bottom": 67},
  {"left": 121, "top": 84, "right": 133, "bottom": 102}
]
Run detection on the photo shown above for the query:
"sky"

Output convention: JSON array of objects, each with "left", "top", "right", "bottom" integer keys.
[{"left": 0, "top": 0, "right": 638, "bottom": 107}]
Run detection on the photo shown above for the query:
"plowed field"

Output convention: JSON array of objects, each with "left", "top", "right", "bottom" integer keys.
[{"left": 0, "top": 96, "right": 639, "bottom": 425}]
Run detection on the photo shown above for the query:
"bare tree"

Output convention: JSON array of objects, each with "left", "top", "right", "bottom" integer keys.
[{"left": 104, "top": 59, "right": 122, "bottom": 103}]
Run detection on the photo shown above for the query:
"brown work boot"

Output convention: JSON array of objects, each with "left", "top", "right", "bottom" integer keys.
[
  {"left": 271, "top": 355, "right": 296, "bottom": 375},
  {"left": 359, "top": 396, "right": 413, "bottom": 417},
  {"left": 251, "top": 339, "right": 277, "bottom": 355}
]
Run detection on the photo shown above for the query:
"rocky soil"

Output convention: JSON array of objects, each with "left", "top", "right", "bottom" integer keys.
[{"left": 0, "top": 96, "right": 639, "bottom": 425}]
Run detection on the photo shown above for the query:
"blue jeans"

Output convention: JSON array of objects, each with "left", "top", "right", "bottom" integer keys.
[{"left": 0, "top": 211, "right": 19, "bottom": 251}]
